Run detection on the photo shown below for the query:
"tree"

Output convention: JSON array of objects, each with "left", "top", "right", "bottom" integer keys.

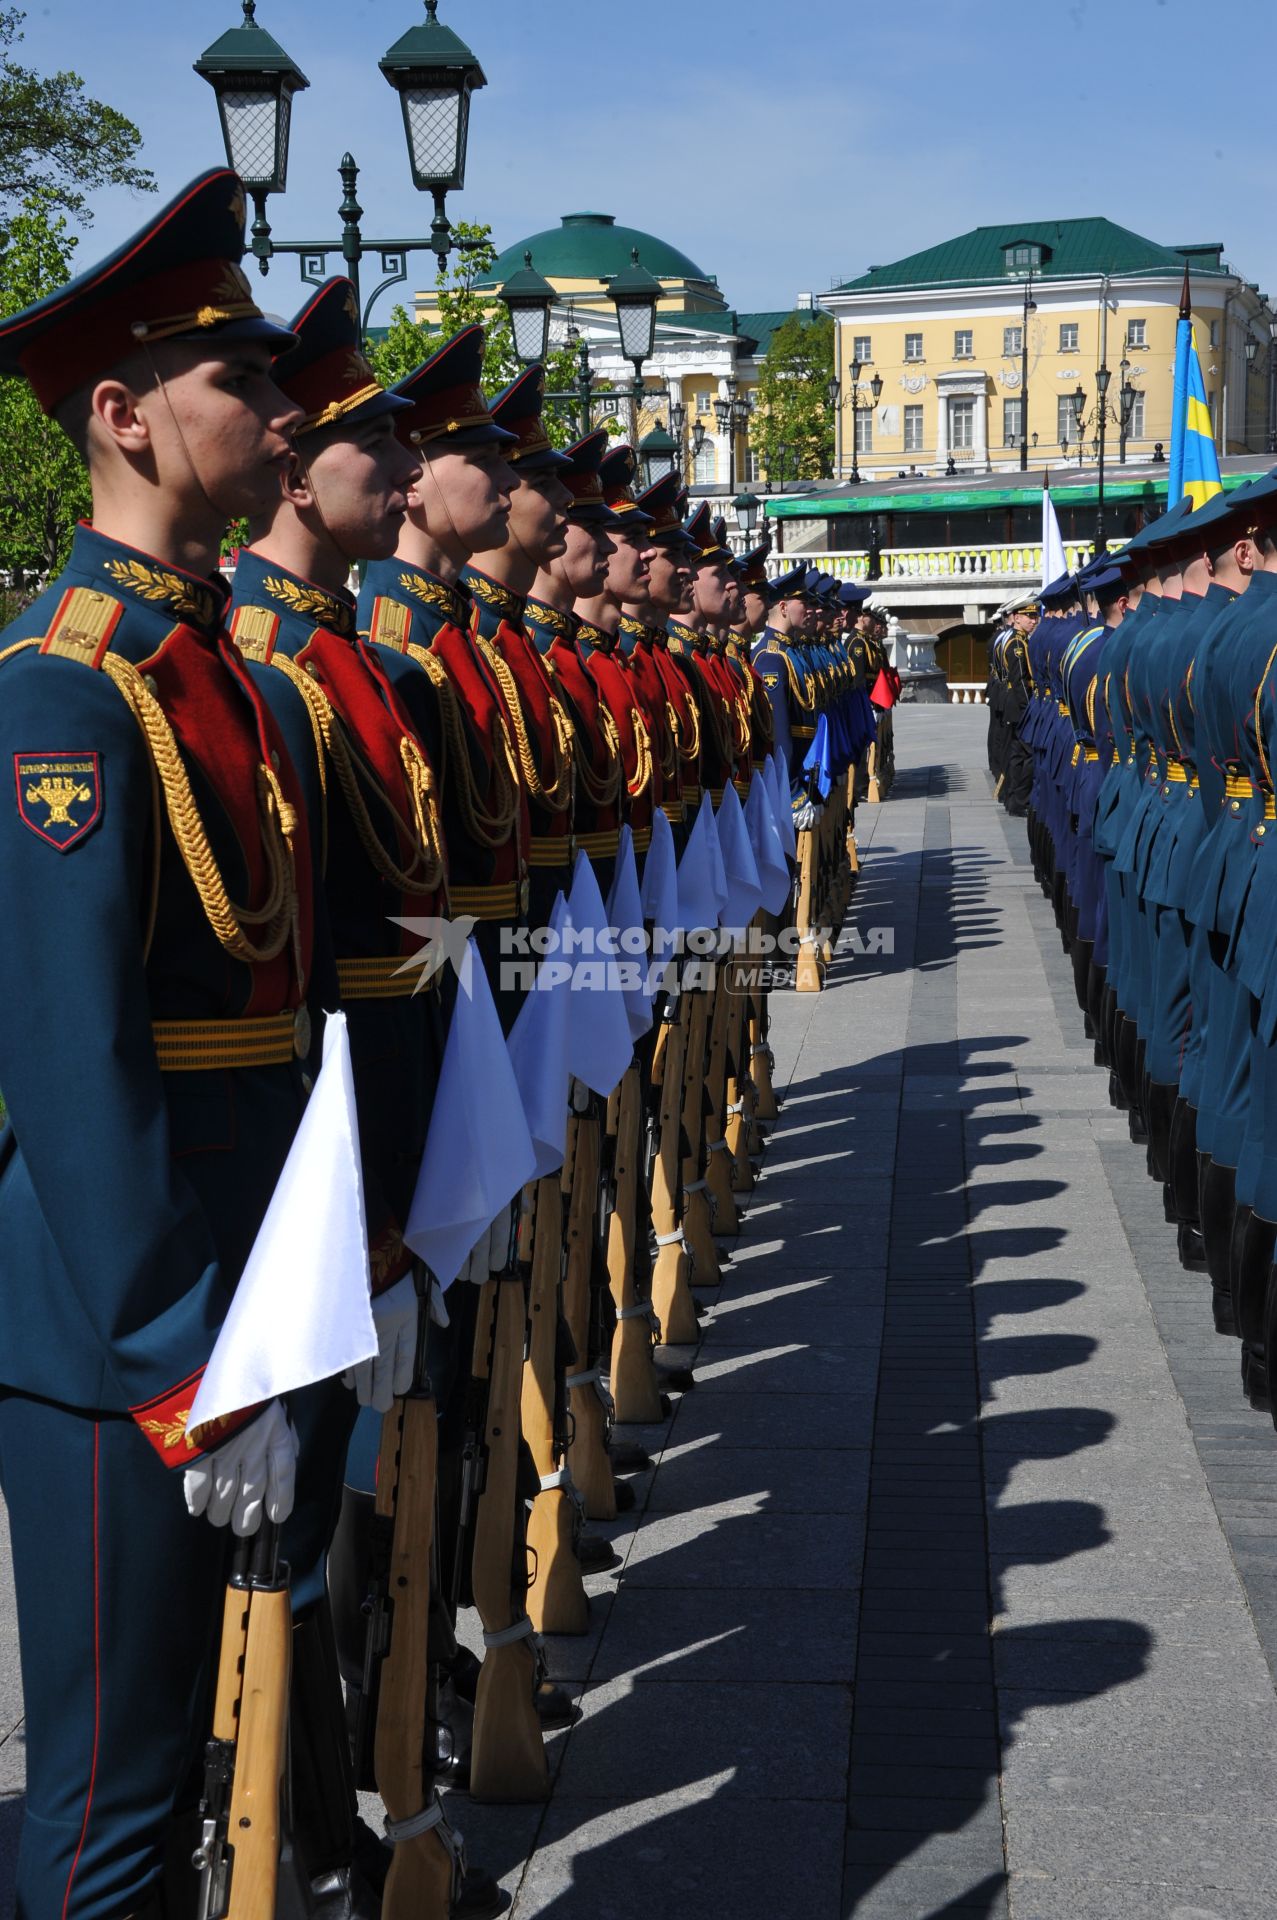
[
  {"left": 754, "top": 311, "right": 836, "bottom": 482},
  {"left": 0, "top": 190, "right": 89, "bottom": 579},
  {"left": 0, "top": 7, "right": 153, "bottom": 234}
]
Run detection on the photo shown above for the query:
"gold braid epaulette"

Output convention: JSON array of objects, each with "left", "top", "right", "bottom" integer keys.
[
  {"left": 475, "top": 633, "right": 573, "bottom": 812},
  {"left": 0, "top": 633, "right": 304, "bottom": 972},
  {"left": 659, "top": 702, "right": 680, "bottom": 782},
  {"left": 401, "top": 640, "right": 520, "bottom": 850},
  {"left": 669, "top": 681, "right": 701, "bottom": 766},
  {"left": 572, "top": 703, "right": 623, "bottom": 808},
  {"left": 626, "top": 706, "right": 653, "bottom": 800},
  {"left": 107, "top": 656, "right": 302, "bottom": 965},
  {"left": 266, "top": 653, "right": 446, "bottom": 896},
  {"left": 781, "top": 647, "right": 814, "bottom": 712}
]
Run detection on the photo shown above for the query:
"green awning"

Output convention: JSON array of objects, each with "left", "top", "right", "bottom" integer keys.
[{"left": 763, "top": 471, "right": 1254, "bottom": 519}]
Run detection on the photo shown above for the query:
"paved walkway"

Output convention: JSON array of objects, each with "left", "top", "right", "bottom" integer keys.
[{"left": 7, "top": 705, "right": 1277, "bottom": 1916}]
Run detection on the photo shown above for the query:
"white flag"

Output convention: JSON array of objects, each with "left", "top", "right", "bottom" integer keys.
[
  {"left": 716, "top": 781, "right": 764, "bottom": 936},
  {"left": 1042, "top": 484, "right": 1066, "bottom": 591},
  {"left": 506, "top": 891, "right": 574, "bottom": 1178},
  {"left": 677, "top": 795, "right": 718, "bottom": 936},
  {"left": 765, "top": 752, "right": 798, "bottom": 861},
  {"left": 406, "top": 939, "right": 537, "bottom": 1288},
  {"left": 189, "top": 1011, "right": 375, "bottom": 1432},
  {"left": 607, "top": 825, "right": 655, "bottom": 1040},
  {"left": 642, "top": 804, "right": 681, "bottom": 959},
  {"left": 746, "top": 770, "right": 793, "bottom": 915},
  {"left": 566, "top": 851, "right": 635, "bottom": 1097}
]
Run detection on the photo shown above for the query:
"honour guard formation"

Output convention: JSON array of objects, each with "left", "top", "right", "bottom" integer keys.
[
  {"left": 0, "top": 161, "right": 896, "bottom": 1920},
  {"left": 989, "top": 470, "right": 1277, "bottom": 1424}
]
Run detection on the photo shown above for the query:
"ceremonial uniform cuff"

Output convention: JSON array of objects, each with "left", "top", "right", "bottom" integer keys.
[{"left": 130, "top": 1372, "right": 261, "bottom": 1467}]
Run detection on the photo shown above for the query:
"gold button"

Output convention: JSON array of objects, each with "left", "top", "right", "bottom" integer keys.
[
  {"left": 1231, "top": 800, "right": 1241, "bottom": 814},
  {"left": 1258, "top": 825, "right": 1267, "bottom": 839},
  {"left": 301, "top": 1072, "right": 314, "bottom": 1094},
  {"left": 270, "top": 749, "right": 281, "bottom": 771},
  {"left": 143, "top": 674, "right": 158, "bottom": 695}
]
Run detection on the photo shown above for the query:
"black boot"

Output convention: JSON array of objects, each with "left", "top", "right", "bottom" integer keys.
[
  {"left": 1168, "top": 1099, "right": 1206, "bottom": 1269},
  {"left": 1145, "top": 1081, "right": 1176, "bottom": 1187},
  {"left": 1199, "top": 1154, "right": 1238, "bottom": 1331},
  {"left": 1071, "top": 936, "right": 1094, "bottom": 1018},
  {"left": 1233, "top": 1211, "right": 1277, "bottom": 1407}
]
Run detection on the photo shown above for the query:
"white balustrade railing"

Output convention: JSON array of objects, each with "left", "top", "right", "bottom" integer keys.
[
  {"left": 948, "top": 683, "right": 988, "bottom": 705},
  {"left": 766, "top": 541, "right": 1098, "bottom": 584}
]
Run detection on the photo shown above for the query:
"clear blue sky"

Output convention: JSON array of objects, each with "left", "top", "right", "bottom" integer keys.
[{"left": 22, "top": 0, "right": 1277, "bottom": 323}]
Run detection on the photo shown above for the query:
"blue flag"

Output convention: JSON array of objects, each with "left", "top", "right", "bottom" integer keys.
[{"left": 1168, "top": 268, "right": 1223, "bottom": 512}]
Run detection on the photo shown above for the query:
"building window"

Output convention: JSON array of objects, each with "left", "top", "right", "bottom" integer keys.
[
  {"left": 904, "top": 331, "right": 923, "bottom": 362},
  {"left": 852, "top": 334, "right": 872, "bottom": 364},
  {"left": 949, "top": 397, "right": 974, "bottom": 450},
  {"left": 854, "top": 409, "right": 873, "bottom": 454},
  {"left": 1005, "top": 242, "right": 1042, "bottom": 272},
  {"left": 1003, "top": 325, "right": 1022, "bottom": 356},
  {"left": 1057, "top": 394, "right": 1079, "bottom": 446},
  {"left": 954, "top": 329, "right": 973, "bottom": 359},
  {"left": 1126, "top": 317, "right": 1146, "bottom": 348},
  {"left": 903, "top": 404, "right": 924, "bottom": 453},
  {"left": 1059, "top": 322, "right": 1079, "bottom": 353},
  {"left": 694, "top": 441, "right": 716, "bottom": 485},
  {"left": 744, "top": 446, "right": 761, "bottom": 483},
  {"left": 1128, "top": 391, "right": 1145, "bottom": 440},
  {"left": 1003, "top": 397, "right": 1023, "bottom": 447},
  {"left": 1209, "top": 320, "right": 1220, "bottom": 348}
]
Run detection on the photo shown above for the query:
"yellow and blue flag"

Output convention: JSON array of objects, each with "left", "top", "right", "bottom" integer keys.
[{"left": 1168, "top": 267, "right": 1222, "bottom": 511}]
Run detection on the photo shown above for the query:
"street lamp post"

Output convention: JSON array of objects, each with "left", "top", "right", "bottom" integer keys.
[
  {"left": 606, "top": 247, "right": 662, "bottom": 446},
  {"left": 845, "top": 362, "right": 883, "bottom": 485},
  {"left": 640, "top": 419, "right": 679, "bottom": 487},
  {"left": 195, "top": 0, "right": 487, "bottom": 331},
  {"left": 1019, "top": 267, "right": 1037, "bottom": 471},
  {"left": 1118, "top": 356, "right": 1137, "bottom": 464},
  {"left": 1095, "top": 363, "right": 1111, "bottom": 549},
  {"left": 732, "top": 489, "right": 760, "bottom": 554},
  {"left": 1070, "top": 383, "right": 1087, "bottom": 469}
]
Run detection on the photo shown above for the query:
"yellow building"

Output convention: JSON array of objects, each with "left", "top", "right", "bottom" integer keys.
[{"left": 823, "top": 220, "right": 1276, "bottom": 481}]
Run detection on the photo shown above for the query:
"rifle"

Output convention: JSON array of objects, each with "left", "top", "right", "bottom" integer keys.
[
  {"left": 522, "top": 1175, "right": 590, "bottom": 1634},
  {"left": 468, "top": 1232, "right": 550, "bottom": 1803},
  {"left": 648, "top": 985, "right": 699, "bottom": 1346},
  {"left": 678, "top": 976, "right": 720, "bottom": 1284},
  {"left": 702, "top": 967, "right": 741, "bottom": 1236},
  {"left": 722, "top": 939, "right": 759, "bottom": 1196},
  {"left": 606, "top": 1060, "right": 665, "bottom": 1423},
  {"left": 355, "top": 1271, "right": 463, "bottom": 1919},
  {"left": 562, "top": 1108, "right": 615, "bottom": 1521},
  {"left": 194, "top": 1523, "right": 291, "bottom": 1920},
  {"left": 794, "top": 818, "right": 823, "bottom": 992}
]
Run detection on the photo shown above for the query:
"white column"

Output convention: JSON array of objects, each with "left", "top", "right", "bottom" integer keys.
[
  {"left": 935, "top": 390, "right": 948, "bottom": 469},
  {"left": 973, "top": 385, "right": 988, "bottom": 469}
]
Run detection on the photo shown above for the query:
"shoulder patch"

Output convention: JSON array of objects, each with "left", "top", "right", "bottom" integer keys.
[
  {"left": 15, "top": 750, "right": 103, "bottom": 850},
  {"left": 39, "top": 586, "right": 124, "bottom": 668},
  {"left": 229, "top": 603, "right": 281, "bottom": 663},
  {"left": 368, "top": 595, "right": 412, "bottom": 653}
]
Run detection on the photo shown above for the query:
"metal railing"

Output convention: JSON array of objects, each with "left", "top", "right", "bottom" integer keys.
[{"left": 766, "top": 541, "right": 1100, "bottom": 583}]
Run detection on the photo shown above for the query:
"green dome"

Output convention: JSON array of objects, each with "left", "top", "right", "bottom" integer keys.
[{"left": 482, "top": 213, "right": 712, "bottom": 288}]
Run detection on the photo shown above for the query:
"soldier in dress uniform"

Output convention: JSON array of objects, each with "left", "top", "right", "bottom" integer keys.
[
  {"left": 0, "top": 168, "right": 315, "bottom": 1919},
  {"left": 998, "top": 595, "right": 1039, "bottom": 818},
  {"left": 226, "top": 277, "right": 506, "bottom": 1915}
]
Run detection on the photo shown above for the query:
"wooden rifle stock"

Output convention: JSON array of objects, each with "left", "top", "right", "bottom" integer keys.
[
  {"left": 794, "top": 827, "right": 823, "bottom": 992},
  {"left": 195, "top": 1524, "right": 290, "bottom": 1920},
  {"left": 678, "top": 983, "right": 720, "bottom": 1283},
  {"left": 468, "top": 1267, "right": 549, "bottom": 1803},
  {"left": 648, "top": 995, "right": 698, "bottom": 1345},
  {"left": 370, "top": 1279, "right": 459, "bottom": 1920},
  {"left": 522, "top": 1175, "right": 589, "bottom": 1633},
  {"left": 562, "top": 1110, "right": 615, "bottom": 1520},
  {"left": 607, "top": 1062, "right": 664, "bottom": 1422},
  {"left": 702, "top": 971, "right": 741, "bottom": 1234}
]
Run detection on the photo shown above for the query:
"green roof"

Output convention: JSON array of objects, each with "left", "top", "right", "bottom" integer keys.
[
  {"left": 837, "top": 218, "right": 1229, "bottom": 294},
  {"left": 483, "top": 214, "right": 713, "bottom": 289}
]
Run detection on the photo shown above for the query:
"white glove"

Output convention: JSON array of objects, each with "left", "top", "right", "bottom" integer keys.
[
  {"left": 344, "top": 1272, "right": 418, "bottom": 1412},
  {"left": 461, "top": 1204, "right": 514, "bottom": 1284},
  {"left": 184, "top": 1398, "right": 297, "bottom": 1537},
  {"left": 793, "top": 800, "right": 824, "bottom": 832}
]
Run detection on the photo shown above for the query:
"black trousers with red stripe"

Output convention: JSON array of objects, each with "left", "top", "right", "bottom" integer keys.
[{"left": 0, "top": 1391, "right": 225, "bottom": 1919}]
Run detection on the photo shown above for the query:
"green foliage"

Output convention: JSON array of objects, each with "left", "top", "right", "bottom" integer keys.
[
  {"left": 433, "top": 222, "right": 517, "bottom": 393},
  {"left": 0, "top": 7, "right": 153, "bottom": 234},
  {"left": 755, "top": 311, "right": 836, "bottom": 482},
  {"left": 0, "top": 190, "right": 89, "bottom": 576},
  {"left": 366, "top": 302, "right": 437, "bottom": 389}
]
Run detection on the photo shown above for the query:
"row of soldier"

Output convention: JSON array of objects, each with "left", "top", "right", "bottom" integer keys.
[
  {"left": 0, "top": 169, "right": 899, "bottom": 1920},
  {"left": 986, "top": 474, "right": 1277, "bottom": 1436}
]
